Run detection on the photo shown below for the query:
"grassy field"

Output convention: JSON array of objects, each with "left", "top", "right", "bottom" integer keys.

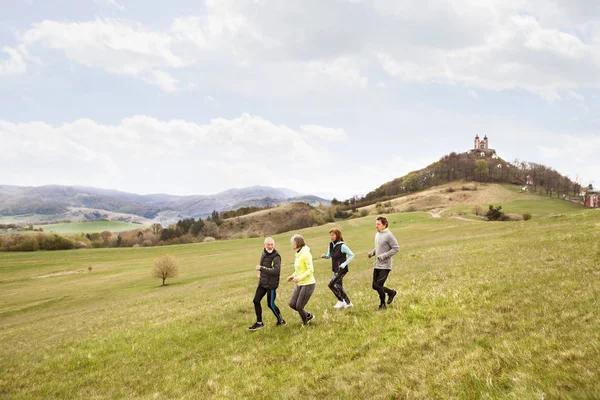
[
  {"left": 33, "top": 221, "right": 144, "bottom": 235},
  {"left": 1, "top": 196, "right": 599, "bottom": 399}
]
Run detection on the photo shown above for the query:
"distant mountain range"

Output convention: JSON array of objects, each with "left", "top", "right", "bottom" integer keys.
[{"left": 0, "top": 185, "right": 330, "bottom": 225}]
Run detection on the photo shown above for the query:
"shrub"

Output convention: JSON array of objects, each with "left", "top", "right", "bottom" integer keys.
[
  {"left": 334, "top": 207, "right": 352, "bottom": 219},
  {"left": 523, "top": 212, "right": 532, "bottom": 221},
  {"left": 39, "top": 234, "right": 74, "bottom": 250},
  {"left": 204, "top": 236, "right": 216, "bottom": 242},
  {"left": 472, "top": 205, "right": 483, "bottom": 216},
  {"left": 360, "top": 209, "right": 369, "bottom": 217},
  {"left": 202, "top": 221, "right": 220, "bottom": 239},
  {"left": 406, "top": 205, "right": 417, "bottom": 212},
  {"left": 152, "top": 254, "right": 179, "bottom": 286},
  {"left": 486, "top": 205, "right": 505, "bottom": 221},
  {"left": 504, "top": 213, "right": 523, "bottom": 221},
  {"left": 9, "top": 236, "right": 39, "bottom": 252},
  {"left": 446, "top": 187, "right": 456, "bottom": 193}
]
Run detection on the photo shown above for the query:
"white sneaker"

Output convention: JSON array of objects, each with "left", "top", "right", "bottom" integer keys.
[
  {"left": 344, "top": 302, "right": 353, "bottom": 309},
  {"left": 333, "top": 300, "right": 346, "bottom": 309}
]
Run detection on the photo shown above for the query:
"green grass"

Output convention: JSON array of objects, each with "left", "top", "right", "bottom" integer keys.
[
  {"left": 33, "top": 221, "right": 143, "bottom": 235},
  {"left": 1, "top": 205, "right": 599, "bottom": 398}
]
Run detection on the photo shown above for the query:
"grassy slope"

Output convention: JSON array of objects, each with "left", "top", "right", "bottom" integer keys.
[
  {"left": 32, "top": 221, "right": 144, "bottom": 235},
  {"left": 1, "top": 193, "right": 599, "bottom": 399}
]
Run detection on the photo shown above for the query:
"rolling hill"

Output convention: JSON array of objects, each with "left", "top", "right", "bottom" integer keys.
[{"left": 0, "top": 185, "right": 330, "bottom": 225}]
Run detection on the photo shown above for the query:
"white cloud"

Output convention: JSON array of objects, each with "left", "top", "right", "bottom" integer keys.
[
  {"left": 375, "top": 10, "right": 600, "bottom": 101},
  {"left": 0, "top": 114, "right": 347, "bottom": 195},
  {"left": 0, "top": 46, "right": 27, "bottom": 76},
  {"left": 95, "top": 0, "right": 125, "bottom": 10},
  {"left": 567, "top": 90, "right": 585, "bottom": 102},
  {"left": 306, "top": 57, "right": 368, "bottom": 88},
  {"left": 20, "top": 18, "right": 190, "bottom": 92},
  {"left": 9, "top": 1, "right": 600, "bottom": 98},
  {"left": 300, "top": 125, "right": 347, "bottom": 142}
]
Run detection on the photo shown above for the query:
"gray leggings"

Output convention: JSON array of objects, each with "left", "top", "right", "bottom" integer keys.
[{"left": 289, "top": 283, "right": 315, "bottom": 324}]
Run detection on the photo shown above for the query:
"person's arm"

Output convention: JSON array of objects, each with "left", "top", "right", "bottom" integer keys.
[
  {"left": 261, "top": 255, "right": 281, "bottom": 275},
  {"left": 339, "top": 244, "right": 354, "bottom": 269},
  {"left": 368, "top": 247, "right": 375, "bottom": 258},
  {"left": 377, "top": 234, "right": 400, "bottom": 260},
  {"left": 321, "top": 246, "right": 331, "bottom": 259}
]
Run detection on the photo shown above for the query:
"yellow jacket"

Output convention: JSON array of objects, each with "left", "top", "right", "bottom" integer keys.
[{"left": 293, "top": 246, "right": 316, "bottom": 285}]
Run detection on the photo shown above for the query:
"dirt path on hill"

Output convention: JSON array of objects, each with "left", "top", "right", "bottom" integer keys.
[{"left": 429, "top": 208, "right": 448, "bottom": 218}]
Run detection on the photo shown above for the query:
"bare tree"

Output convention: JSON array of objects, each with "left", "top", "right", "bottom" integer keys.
[
  {"left": 151, "top": 223, "right": 163, "bottom": 236},
  {"left": 152, "top": 254, "right": 179, "bottom": 286}
]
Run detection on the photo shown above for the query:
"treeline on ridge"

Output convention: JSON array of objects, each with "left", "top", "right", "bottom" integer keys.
[
  {"left": 0, "top": 203, "right": 350, "bottom": 252},
  {"left": 331, "top": 152, "right": 582, "bottom": 209}
]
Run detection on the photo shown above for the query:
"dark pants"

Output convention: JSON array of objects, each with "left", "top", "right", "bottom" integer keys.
[
  {"left": 372, "top": 268, "right": 394, "bottom": 305},
  {"left": 328, "top": 269, "right": 350, "bottom": 303},
  {"left": 289, "top": 283, "right": 315, "bottom": 324},
  {"left": 253, "top": 285, "right": 283, "bottom": 323}
]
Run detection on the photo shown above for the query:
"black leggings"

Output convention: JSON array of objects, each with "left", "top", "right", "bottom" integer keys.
[
  {"left": 372, "top": 269, "right": 394, "bottom": 304},
  {"left": 328, "top": 269, "right": 350, "bottom": 303},
  {"left": 253, "top": 286, "right": 283, "bottom": 323}
]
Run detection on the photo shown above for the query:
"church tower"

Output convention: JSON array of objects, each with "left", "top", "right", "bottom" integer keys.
[{"left": 471, "top": 135, "right": 495, "bottom": 155}]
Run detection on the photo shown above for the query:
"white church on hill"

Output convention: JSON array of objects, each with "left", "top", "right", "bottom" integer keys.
[{"left": 471, "top": 135, "right": 497, "bottom": 157}]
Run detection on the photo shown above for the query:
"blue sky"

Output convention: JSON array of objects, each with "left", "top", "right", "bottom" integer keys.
[{"left": 1, "top": 0, "right": 599, "bottom": 199}]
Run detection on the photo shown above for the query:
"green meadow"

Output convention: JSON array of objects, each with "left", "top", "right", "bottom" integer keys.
[
  {"left": 34, "top": 221, "right": 144, "bottom": 235},
  {"left": 1, "top": 196, "right": 599, "bottom": 399}
]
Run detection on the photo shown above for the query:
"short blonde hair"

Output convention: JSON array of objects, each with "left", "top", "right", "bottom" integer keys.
[{"left": 290, "top": 234, "right": 306, "bottom": 248}]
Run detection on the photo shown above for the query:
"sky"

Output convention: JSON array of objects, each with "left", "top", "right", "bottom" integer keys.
[{"left": 1, "top": 0, "right": 599, "bottom": 199}]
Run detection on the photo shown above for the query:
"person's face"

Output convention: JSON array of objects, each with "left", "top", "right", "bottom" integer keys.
[
  {"left": 291, "top": 241, "right": 297, "bottom": 250},
  {"left": 330, "top": 232, "right": 337, "bottom": 242},
  {"left": 265, "top": 241, "right": 274, "bottom": 252},
  {"left": 376, "top": 220, "right": 385, "bottom": 232}
]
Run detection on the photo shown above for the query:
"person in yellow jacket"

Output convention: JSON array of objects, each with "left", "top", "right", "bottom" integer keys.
[{"left": 287, "top": 234, "right": 316, "bottom": 326}]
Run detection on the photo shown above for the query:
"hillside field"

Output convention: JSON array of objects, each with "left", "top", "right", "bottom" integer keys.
[
  {"left": 0, "top": 196, "right": 599, "bottom": 398},
  {"left": 33, "top": 221, "right": 145, "bottom": 235}
]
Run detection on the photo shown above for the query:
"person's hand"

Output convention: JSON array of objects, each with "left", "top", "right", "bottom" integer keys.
[
  {"left": 292, "top": 277, "right": 300, "bottom": 284},
  {"left": 367, "top": 252, "right": 373, "bottom": 259},
  {"left": 377, "top": 255, "right": 385, "bottom": 261},
  {"left": 287, "top": 275, "right": 294, "bottom": 282},
  {"left": 321, "top": 254, "right": 326, "bottom": 258},
  {"left": 255, "top": 265, "right": 261, "bottom": 271}
]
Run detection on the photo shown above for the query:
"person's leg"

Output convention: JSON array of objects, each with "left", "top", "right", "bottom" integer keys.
[
  {"left": 328, "top": 272, "right": 344, "bottom": 302},
  {"left": 267, "top": 289, "right": 284, "bottom": 323},
  {"left": 330, "top": 270, "right": 349, "bottom": 304},
  {"left": 372, "top": 269, "right": 390, "bottom": 306},
  {"left": 295, "top": 284, "right": 316, "bottom": 324},
  {"left": 336, "top": 270, "right": 351, "bottom": 304},
  {"left": 253, "top": 286, "right": 267, "bottom": 323},
  {"left": 289, "top": 285, "right": 301, "bottom": 311}
]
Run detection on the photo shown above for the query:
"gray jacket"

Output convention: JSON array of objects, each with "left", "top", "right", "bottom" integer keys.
[{"left": 370, "top": 229, "right": 400, "bottom": 270}]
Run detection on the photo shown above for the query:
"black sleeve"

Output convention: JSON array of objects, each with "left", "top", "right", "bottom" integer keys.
[{"left": 261, "top": 255, "right": 281, "bottom": 276}]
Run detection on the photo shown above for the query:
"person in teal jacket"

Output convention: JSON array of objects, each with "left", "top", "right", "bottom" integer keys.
[
  {"left": 287, "top": 234, "right": 316, "bottom": 326},
  {"left": 321, "top": 227, "right": 354, "bottom": 309}
]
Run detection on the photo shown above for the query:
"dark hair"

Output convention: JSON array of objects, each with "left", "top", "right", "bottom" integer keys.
[
  {"left": 376, "top": 216, "right": 388, "bottom": 228},
  {"left": 329, "top": 227, "right": 344, "bottom": 242}
]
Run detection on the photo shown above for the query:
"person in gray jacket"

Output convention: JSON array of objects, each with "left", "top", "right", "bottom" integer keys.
[
  {"left": 248, "top": 237, "right": 285, "bottom": 331},
  {"left": 367, "top": 216, "right": 400, "bottom": 310}
]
